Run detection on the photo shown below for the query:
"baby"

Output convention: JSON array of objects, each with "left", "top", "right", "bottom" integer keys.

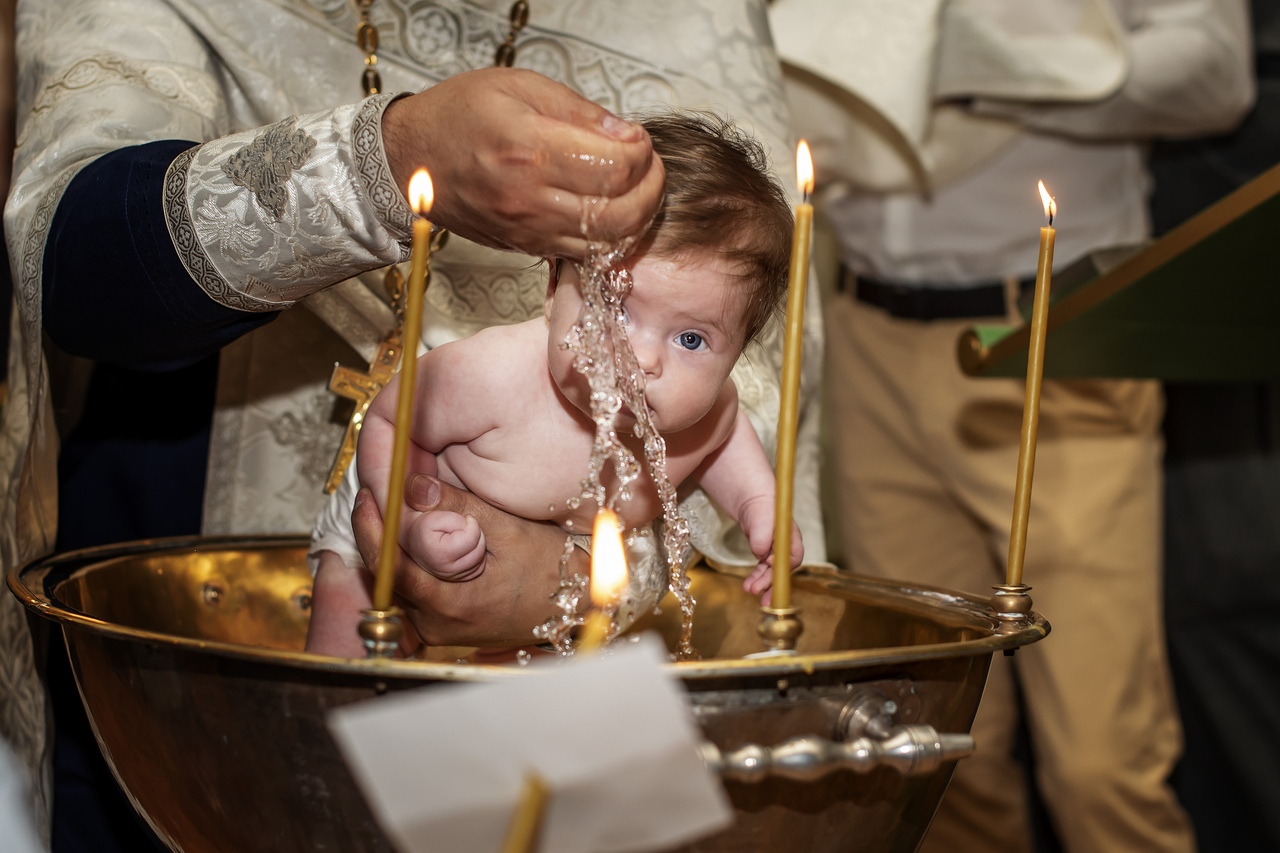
[{"left": 307, "top": 112, "right": 802, "bottom": 656}]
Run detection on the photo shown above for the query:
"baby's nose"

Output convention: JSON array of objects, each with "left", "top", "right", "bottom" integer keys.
[{"left": 631, "top": 335, "right": 662, "bottom": 377}]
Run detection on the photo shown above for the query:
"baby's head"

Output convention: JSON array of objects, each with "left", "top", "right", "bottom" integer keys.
[
  {"left": 546, "top": 111, "right": 792, "bottom": 434},
  {"left": 637, "top": 111, "right": 793, "bottom": 348}
]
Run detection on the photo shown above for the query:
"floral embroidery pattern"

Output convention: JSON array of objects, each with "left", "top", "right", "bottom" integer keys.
[
  {"left": 32, "top": 53, "right": 221, "bottom": 122},
  {"left": 267, "top": 389, "right": 342, "bottom": 496},
  {"left": 222, "top": 117, "right": 317, "bottom": 221},
  {"left": 167, "top": 148, "right": 276, "bottom": 313}
]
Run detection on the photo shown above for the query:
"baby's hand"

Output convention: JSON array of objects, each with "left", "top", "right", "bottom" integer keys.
[
  {"left": 404, "top": 510, "right": 487, "bottom": 582},
  {"left": 737, "top": 495, "right": 804, "bottom": 605}
]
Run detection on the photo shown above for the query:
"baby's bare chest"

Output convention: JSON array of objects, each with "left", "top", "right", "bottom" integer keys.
[{"left": 439, "top": 415, "right": 694, "bottom": 532}]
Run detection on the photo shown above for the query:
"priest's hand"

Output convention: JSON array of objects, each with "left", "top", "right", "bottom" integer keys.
[
  {"left": 382, "top": 67, "right": 664, "bottom": 260},
  {"left": 350, "top": 475, "right": 577, "bottom": 647}
]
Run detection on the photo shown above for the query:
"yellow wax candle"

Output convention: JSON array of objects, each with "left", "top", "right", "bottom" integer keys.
[
  {"left": 499, "top": 774, "right": 549, "bottom": 853},
  {"left": 578, "top": 508, "right": 628, "bottom": 653},
  {"left": 771, "top": 140, "right": 814, "bottom": 611},
  {"left": 1006, "top": 181, "right": 1056, "bottom": 588},
  {"left": 372, "top": 168, "right": 434, "bottom": 612},
  {"left": 576, "top": 609, "right": 612, "bottom": 655}
]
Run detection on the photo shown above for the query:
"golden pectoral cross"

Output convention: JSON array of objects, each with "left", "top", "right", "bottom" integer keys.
[
  {"left": 324, "top": 265, "right": 408, "bottom": 494},
  {"left": 325, "top": 231, "right": 447, "bottom": 494},
  {"left": 324, "top": 330, "right": 403, "bottom": 494}
]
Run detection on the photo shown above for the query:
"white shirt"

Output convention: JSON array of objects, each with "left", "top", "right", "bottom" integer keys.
[{"left": 783, "top": 0, "right": 1254, "bottom": 285}]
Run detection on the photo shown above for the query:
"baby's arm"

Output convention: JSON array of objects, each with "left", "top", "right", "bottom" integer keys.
[
  {"left": 359, "top": 340, "right": 500, "bottom": 580},
  {"left": 358, "top": 354, "right": 446, "bottom": 530},
  {"left": 696, "top": 410, "right": 804, "bottom": 603},
  {"left": 306, "top": 466, "right": 424, "bottom": 655}
]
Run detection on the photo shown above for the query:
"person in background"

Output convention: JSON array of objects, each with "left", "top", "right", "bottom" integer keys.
[
  {"left": 1149, "top": 1, "right": 1280, "bottom": 849},
  {"left": 771, "top": 0, "right": 1252, "bottom": 851}
]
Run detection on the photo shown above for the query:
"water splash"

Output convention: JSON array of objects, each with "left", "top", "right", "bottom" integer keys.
[
  {"left": 532, "top": 536, "right": 590, "bottom": 655},
  {"left": 566, "top": 239, "right": 698, "bottom": 660},
  {"left": 531, "top": 186, "right": 699, "bottom": 659}
]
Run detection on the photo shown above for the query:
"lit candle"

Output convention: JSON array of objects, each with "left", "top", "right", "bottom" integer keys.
[
  {"left": 771, "top": 141, "right": 814, "bottom": 611},
  {"left": 371, "top": 168, "right": 435, "bottom": 611},
  {"left": 578, "top": 508, "right": 628, "bottom": 653},
  {"left": 1006, "top": 181, "right": 1056, "bottom": 588}
]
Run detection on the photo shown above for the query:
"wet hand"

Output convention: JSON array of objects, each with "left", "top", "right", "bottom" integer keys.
[
  {"left": 383, "top": 67, "right": 665, "bottom": 260},
  {"left": 738, "top": 495, "right": 803, "bottom": 604}
]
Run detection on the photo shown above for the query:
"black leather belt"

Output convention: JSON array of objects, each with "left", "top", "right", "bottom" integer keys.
[{"left": 840, "top": 265, "right": 1032, "bottom": 321}]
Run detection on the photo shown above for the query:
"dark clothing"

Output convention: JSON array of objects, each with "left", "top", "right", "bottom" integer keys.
[
  {"left": 43, "top": 141, "right": 236, "bottom": 853},
  {"left": 48, "top": 354, "right": 218, "bottom": 853},
  {"left": 1150, "top": 3, "right": 1280, "bottom": 849},
  {"left": 1159, "top": 385, "right": 1280, "bottom": 853},
  {"left": 43, "top": 140, "right": 276, "bottom": 369}
]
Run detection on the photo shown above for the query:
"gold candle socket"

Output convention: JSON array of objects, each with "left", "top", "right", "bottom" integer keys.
[
  {"left": 756, "top": 606, "right": 803, "bottom": 654},
  {"left": 358, "top": 607, "right": 405, "bottom": 658}
]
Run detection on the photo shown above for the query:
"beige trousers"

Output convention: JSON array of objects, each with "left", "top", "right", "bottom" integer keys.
[{"left": 825, "top": 291, "right": 1195, "bottom": 853}]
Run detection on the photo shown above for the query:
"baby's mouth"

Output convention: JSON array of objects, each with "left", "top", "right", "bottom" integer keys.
[{"left": 617, "top": 400, "right": 654, "bottom": 426}]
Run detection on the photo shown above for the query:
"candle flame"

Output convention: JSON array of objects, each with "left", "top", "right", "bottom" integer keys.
[
  {"left": 590, "top": 508, "right": 628, "bottom": 607},
  {"left": 1038, "top": 180, "right": 1056, "bottom": 223},
  {"left": 796, "top": 140, "right": 814, "bottom": 198},
  {"left": 409, "top": 168, "right": 434, "bottom": 216}
]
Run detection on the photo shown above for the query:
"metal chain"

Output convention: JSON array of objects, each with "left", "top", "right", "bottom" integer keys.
[
  {"left": 328, "top": 1, "right": 532, "bottom": 494},
  {"left": 356, "top": 0, "right": 381, "bottom": 96},
  {"left": 494, "top": 1, "right": 530, "bottom": 67},
  {"left": 357, "top": 1, "right": 530, "bottom": 95}
]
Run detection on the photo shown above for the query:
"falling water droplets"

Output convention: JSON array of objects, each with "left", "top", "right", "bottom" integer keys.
[{"left": 563, "top": 240, "right": 698, "bottom": 658}]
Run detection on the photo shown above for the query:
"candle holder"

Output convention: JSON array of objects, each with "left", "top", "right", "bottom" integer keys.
[
  {"left": 988, "top": 584, "right": 1034, "bottom": 637},
  {"left": 755, "top": 605, "right": 804, "bottom": 654},
  {"left": 358, "top": 606, "right": 405, "bottom": 658}
]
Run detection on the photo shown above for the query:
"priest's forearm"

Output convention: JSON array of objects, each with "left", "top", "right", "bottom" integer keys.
[
  {"left": 42, "top": 94, "right": 414, "bottom": 368},
  {"left": 42, "top": 140, "right": 277, "bottom": 368}
]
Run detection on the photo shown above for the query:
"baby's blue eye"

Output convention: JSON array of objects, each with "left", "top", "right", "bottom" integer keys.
[{"left": 677, "top": 332, "right": 705, "bottom": 351}]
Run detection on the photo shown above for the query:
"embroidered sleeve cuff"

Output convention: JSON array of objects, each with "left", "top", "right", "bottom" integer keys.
[
  {"left": 164, "top": 94, "right": 415, "bottom": 310},
  {"left": 352, "top": 92, "right": 416, "bottom": 244},
  {"left": 41, "top": 140, "right": 281, "bottom": 368}
]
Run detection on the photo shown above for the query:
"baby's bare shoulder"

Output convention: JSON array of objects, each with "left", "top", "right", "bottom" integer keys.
[{"left": 428, "top": 321, "right": 547, "bottom": 391}]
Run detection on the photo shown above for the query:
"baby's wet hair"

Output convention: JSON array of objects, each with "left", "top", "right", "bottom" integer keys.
[{"left": 637, "top": 111, "right": 793, "bottom": 346}]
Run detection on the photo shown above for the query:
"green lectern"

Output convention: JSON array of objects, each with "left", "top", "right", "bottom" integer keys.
[{"left": 959, "top": 161, "right": 1280, "bottom": 381}]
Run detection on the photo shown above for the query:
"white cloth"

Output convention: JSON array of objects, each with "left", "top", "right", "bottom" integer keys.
[
  {"left": 311, "top": 457, "right": 365, "bottom": 572},
  {"left": 817, "top": 0, "right": 1254, "bottom": 285},
  {"left": 0, "top": 1, "right": 826, "bottom": 833},
  {"left": 0, "top": 738, "right": 42, "bottom": 853}
]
